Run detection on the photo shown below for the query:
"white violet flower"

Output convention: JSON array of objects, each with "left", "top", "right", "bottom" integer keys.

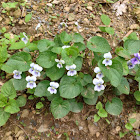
[
  {"left": 29, "top": 63, "right": 43, "bottom": 77},
  {"left": 55, "top": 59, "right": 65, "bottom": 68},
  {"left": 66, "top": 64, "right": 77, "bottom": 76},
  {"left": 102, "top": 52, "right": 112, "bottom": 66},
  {"left": 13, "top": 70, "right": 22, "bottom": 79},
  {"left": 26, "top": 76, "right": 36, "bottom": 89},
  {"left": 94, "top": 67, "right": 104, "bottom": 79},
  {"left": 93, "top": 78, "right": 105, "bottom": 92},
  {"left": 21, "top": 32, "right": 28, "bottom": 44},
  {"left": 47, "top": 82, "right": 59, "bottom": 94}
]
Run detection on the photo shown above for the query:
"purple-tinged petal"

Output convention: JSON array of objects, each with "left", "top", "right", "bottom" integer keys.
[
  {"left": 98, "top": 79, "right": 104, "bottom": 84},
  {"left": 93, "top": 78, "right": 104, "bottom": 85},
  {"left": 67, "top": 70, "right": 77, "bottom": 76},
  {"left": 47, "top": 87, "right": 57, "bottom": 94},
  {"left": 127, "top": 60, "right": 135, "bottom": 69},
  {"left": 28, "top": 68, "right": 34, "bottom": 74},
  {"left": 94, "top": 85, "right": 105, "bottom": 92},
  {"left": 21, "top": 37, "right": 28, "bottom": 44},
  {"left": 13, "top": 74, "right": 22, "bottom": 79},
  {"left": 32, "top": 71, "right": 41, "bottom": 77},
  {"left": 26, "top": 82, "right": 36, "bottom": 89},
  {"left": 131, "top": 58, "right": 138, "bottom": 65},
  {"left": 134, "top": 53, "right": 140, "bottom": 60},
  {"left": 96, "top": 73, "right": 104, "bottom": 79},
  {"left": 102, "top": 59, "right": 112, "bottom": 66},
  {"left": 57, "top": 63, "right": 63, "bottom": 68}
]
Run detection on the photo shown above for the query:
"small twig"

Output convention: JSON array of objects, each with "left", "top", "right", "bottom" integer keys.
[
  {"left": 10, "top": 119, "right": 31, "bottom": 140},
  {"left": 122, "top": 30, "right": 133, "bottom": 39}
]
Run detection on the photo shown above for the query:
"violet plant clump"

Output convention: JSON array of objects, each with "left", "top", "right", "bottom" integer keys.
[{"left": 0, "top": 31, "right": 140, "bottom": 126}]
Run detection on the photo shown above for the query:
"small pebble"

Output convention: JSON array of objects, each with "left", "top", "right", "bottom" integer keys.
[
  {"left": 96, "top": 132, "right": 100, "bottom": 138},
  {"left": 115, "top": 126, "right": 121, "bottom": 132}
]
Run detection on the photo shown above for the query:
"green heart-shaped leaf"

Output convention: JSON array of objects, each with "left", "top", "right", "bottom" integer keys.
[
  {"left": 115, "top": 77, "right": 130, "bottom": 95},
  {"left": 59, "top": 76, "right": 83, "bottom": 99},
  {"left": 1, "top": 80, "right": 16, "bottom": 99},
  {"left": 68, "top": 99, "right": 83, "bottom": 113},
  {"left": 4, "top": 99, "right": 20, "bottom": 114},
  {"left": 36, "top": 51, "right": 57, "bottom": 68},
  {"left": 51, "top": 97, "right": 70, "bottom": 119},
  {"left": 87, "top": 36, "right": 111, "bottom": 53},
  {"left": 46, "top": 65, "right": 65, "bottom": 81},
  {"left": 1, "top": 52, "right": 31, "bottom": 73},
  {"left": 105, "top": 97, "right": 123, "bottom": 116},
  {"left": 0, "top": 108, "right": 10, "bottom": 126},
  {"left": 134, "top": 91, "right": 140, "bottom": 101},
  {"left": 81, "top": 84, "right": 95, "bottom": 99}
]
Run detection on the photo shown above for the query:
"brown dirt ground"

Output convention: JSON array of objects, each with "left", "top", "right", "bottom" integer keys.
[{"left": 0, "top": 0, "right": 140, "bottom": 140}]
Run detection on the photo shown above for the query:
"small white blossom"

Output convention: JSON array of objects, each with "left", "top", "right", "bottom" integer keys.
[
  {"left": 62, "top": 45, "right": 70, "bottom": 49},
  {"left": 55, "top": 59, "right": 65, "bottom": 68},
  {"left": 102, "top": 52, "right": 112, "bottom": 66},
  {"left": 13, "top": 70, "right": 22, "bottom": 79},
  {"left": 94, "top": 67, "right": 104, "bottom": 79},
  {"left": 66, "top": 64, "right": 77, "bottom": 76},
  {"left": 21, "top": 32, "right": 28, "bottom": 44},
  {"left": 47, "top": 82, "right": 59, "bottom": 94},
  {"left": 29, "top": 63, "right": 35, "bottom": 74},
  {"left": 29, "top": 63, "right": 43, "bottom": 77},
  {"left": 26, "top": 76, "right": 36, "bottom": 89},
  {"left": 93, "top": 78, "right": 105, "bottom": 92}
]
